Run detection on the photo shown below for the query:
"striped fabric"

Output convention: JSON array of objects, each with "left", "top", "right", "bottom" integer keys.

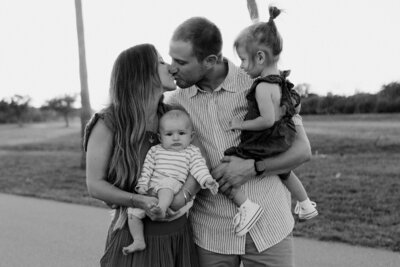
[
  {"left": 165, "top": 59, "right": 297, "bottom": 254},
  {"left": 136, "top": 144, "right": 213, "bottom": 192}
]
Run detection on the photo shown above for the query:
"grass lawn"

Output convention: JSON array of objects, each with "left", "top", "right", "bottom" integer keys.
[
  {"left": 0, "top": 114, "right": 399, "bottom": 251},
  {"left": 0, "top": 120, "right": 100, "bottom": 207}
]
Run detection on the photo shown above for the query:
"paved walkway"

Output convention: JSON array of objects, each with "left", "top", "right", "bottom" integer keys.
[{"left": 0, "top": 193, "right": 399, "bottom": 267}]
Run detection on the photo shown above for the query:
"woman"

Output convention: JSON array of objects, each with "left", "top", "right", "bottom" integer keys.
[{"left": 84, "top": 44, "right": 199, "bottom": 267}]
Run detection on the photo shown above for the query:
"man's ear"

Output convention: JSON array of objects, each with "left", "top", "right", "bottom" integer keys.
[
  {"left": 203, "top": 55, "right": 219, "bottom": 69},
  {"left": 256, "top": 51, "right": 266, "bottom": 64}
]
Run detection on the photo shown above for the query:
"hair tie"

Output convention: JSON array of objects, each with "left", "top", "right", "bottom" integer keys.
[{"left": 268, "top": 6, "right": 281, "bottom": 22}]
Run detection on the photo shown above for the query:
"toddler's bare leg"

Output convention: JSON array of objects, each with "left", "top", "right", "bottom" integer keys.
[
  {"left": 231, "top": 189, "right": 248, "bottom": 207},
  {"left": 281, "top": 172, "right": 308, "bottom": 201},
  {"left": 122, "top": 215, "right": 146, "bottom": 255}
]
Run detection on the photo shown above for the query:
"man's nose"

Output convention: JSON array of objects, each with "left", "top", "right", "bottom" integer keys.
[{"left": 169, "top": 64, "right": 177, "bottom": 75}]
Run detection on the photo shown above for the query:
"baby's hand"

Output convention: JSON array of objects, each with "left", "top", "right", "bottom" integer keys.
[
  {"left": 205, "top": 179, "right": 219, "bottom": 195},
  {"left": 228, "top": 117, "right": 243, "bottom": 131}
]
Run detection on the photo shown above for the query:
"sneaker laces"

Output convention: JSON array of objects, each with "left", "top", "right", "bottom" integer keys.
[{"left": 294, "top": 201, "right": 317, "bottom": 214}]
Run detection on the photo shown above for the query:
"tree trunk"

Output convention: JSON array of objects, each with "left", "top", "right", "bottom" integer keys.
[
  {"left": 74, "top": 0, "right": 92, "bottom": 169},
  {"left": 64, "top": 113, "right": 70, "bottom": 128},
  {"left": 247, "top": 0, "right": 259, "bottom": 23}
]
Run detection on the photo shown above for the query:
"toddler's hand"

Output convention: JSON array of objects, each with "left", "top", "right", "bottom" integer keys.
[
  {"left": 206, "top": 179, "right": 219, "bottom": 195},
  {"left": 228, "top": 117, "right": 243, "bottom": 131}
]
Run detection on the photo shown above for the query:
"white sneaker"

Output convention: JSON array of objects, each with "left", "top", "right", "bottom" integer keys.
[
  {"left": 233, "top": 200, "right": 264, "bottom": 236},
  {"left": 294, "top": 200, "right": 318, "bottom": 221}
]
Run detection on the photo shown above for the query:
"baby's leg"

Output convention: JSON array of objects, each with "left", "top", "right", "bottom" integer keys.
[
  {"left": 157, "top": 188, "right": 174, "bottom": 218},
  {"left": 122, "top": 214, "right": 146, "bottom": 255}
]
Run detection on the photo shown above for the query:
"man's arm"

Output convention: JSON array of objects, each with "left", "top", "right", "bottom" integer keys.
[{"left": 212, "top": 121, "right": 311, "bottom": 196}]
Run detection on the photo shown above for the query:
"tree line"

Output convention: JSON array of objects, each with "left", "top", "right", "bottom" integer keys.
[
  {"left": 1, "top": 81, "right": 399, "bottom": 126},
  {"left": 297, "top": 82, "right": 400, "bottom": 115},
  {"left": 0, "top": 94, "right": 79, "bottom": 126}
]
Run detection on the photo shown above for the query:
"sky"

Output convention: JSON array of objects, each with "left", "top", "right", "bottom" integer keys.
[{"left": 1, "top": 0, "right": 399, "bottom": 110}]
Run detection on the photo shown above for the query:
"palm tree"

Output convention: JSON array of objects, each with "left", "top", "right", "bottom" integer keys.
[
  {"left": 74, "top": 0, "right": 92, "bottom": 168},
  {"left": 247, "top": 0, "right": 259, "bottom": 23}
]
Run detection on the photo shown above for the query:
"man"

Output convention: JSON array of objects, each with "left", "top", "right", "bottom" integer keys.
[{"left": 165, "top": 17, "right": 311, "bottom": 267}]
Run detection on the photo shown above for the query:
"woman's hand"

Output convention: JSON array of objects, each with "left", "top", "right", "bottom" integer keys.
[
  {"left": 146, "top": 205, "right": 165, "bottom": 221},
  {"left": 133, "top": 194, "right": 161, "bottom": 218}
]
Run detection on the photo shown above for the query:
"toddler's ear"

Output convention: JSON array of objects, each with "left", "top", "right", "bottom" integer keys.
[
  {"left": 158, "top": 133, "right": 162, "bottom": 142},
  {"left": 191, "top": 131, "right": 195, "bottom": 140},
  {"left": 256, "top": 50, "right": 266, "bottom": 64}
]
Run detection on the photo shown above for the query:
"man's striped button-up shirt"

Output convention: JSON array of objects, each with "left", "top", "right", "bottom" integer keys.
[{"left": 165, "top": 59, "right": 297, "bottom": 254}]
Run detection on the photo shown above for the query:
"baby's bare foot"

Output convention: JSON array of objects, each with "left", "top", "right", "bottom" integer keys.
[{"left": 122, "top": 240, "right": 146, "bottom": 255}]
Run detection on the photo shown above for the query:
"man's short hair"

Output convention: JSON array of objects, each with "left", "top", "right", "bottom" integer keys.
[{"left": 172, "top": 17, "right": 223, "bottom": 62}]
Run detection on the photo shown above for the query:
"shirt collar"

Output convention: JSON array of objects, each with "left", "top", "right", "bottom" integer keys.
[{"left": 187, "top": 58, "right": 239, "bottom": 98}]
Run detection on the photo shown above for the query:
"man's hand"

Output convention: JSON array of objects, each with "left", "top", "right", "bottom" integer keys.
[{"left": 211, "top": 156, "right": 256, "bottom": 197}]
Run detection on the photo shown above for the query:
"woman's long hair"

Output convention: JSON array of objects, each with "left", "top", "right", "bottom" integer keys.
[{"left": 107, "top": 44, "right": 161, "bottom": 191}]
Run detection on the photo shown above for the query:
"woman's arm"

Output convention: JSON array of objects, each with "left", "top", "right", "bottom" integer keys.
[
  {"left": 86, "top": 120, "right": 159, "bottom": 212},
  {"left": 169, "top": 135, "right": 204, "bottom": 210}
]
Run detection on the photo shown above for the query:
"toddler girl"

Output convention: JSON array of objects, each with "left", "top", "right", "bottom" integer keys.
[{"left": 225, "top": 6, "right": 318, "bottom": 235}]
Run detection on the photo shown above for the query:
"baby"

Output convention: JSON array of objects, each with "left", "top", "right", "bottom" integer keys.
[{"left": 122, "top": 108, "right": 218, "bottom": 254}]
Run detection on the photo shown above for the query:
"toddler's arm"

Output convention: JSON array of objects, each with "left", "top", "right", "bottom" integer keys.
[
  {"left": 169, "top": 136, "right": 205, "bottom": 211},
  {"left": 229, "top": 83, "right": 277, "bottom": 131}
]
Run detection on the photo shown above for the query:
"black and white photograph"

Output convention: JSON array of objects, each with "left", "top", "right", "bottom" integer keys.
[{"left": 1, "top": 0, "right": 399, "bottom": 266}]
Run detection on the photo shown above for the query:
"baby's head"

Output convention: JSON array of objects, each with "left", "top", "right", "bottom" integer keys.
[{"left": 158, "top": 108, "right": 194, "bottom": 151}]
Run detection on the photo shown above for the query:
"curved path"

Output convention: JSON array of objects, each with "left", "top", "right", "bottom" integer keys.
[{"left": 0, "top": 193, "right": 399, "bottom": 267}]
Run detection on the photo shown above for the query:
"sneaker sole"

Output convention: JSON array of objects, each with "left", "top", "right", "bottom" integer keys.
[
  {"left": 298, "top": 210, "right": 318, "bottom": 222},
  {"left": 235, "top": 207, "right": 264, "bottom": 237}
]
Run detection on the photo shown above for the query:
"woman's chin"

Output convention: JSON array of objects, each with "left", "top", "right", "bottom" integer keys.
[{"left": 163, "top": 85, "right": 177, "bottom": 92}]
